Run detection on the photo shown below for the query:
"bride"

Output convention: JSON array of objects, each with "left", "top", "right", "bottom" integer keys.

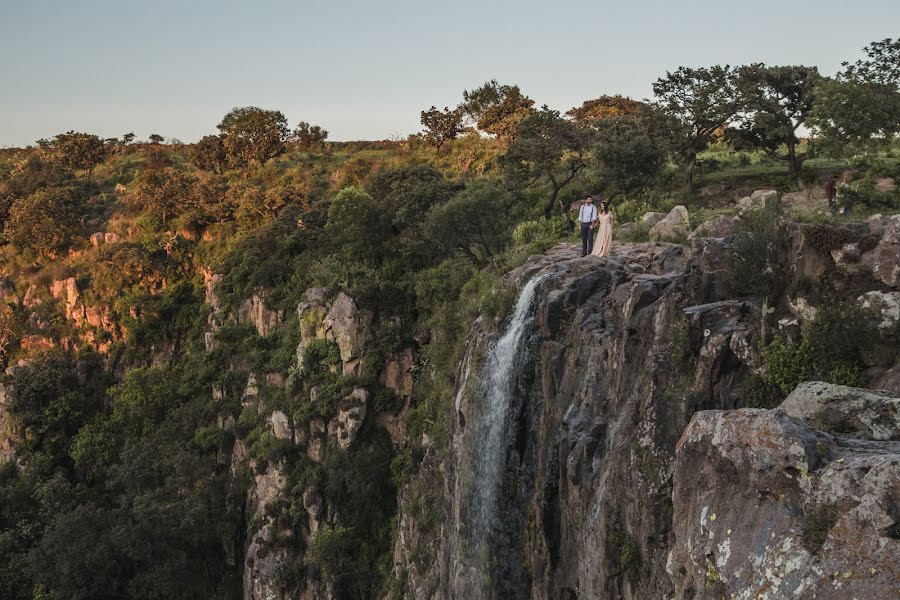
[{"left": 591, "top": 199, "right": 613, "bottom": 257}]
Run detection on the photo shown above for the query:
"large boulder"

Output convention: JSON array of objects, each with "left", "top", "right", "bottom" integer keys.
[
  {"left": 323, "top": 292, "right": 372, "bottom": 376},
  {"left": 858, "top": 290, "right": 900, "bottom": 333},
  {"left": 648, "top": 205, "right": 690, "bottom": 240},
  {"left": 641, "top": 211, "right": 668, "bottom": 226},
  {"left": 328, "top": 387, "right": 369, "bottom": 450},
  {"left": 779, "top": 381, "right": 899, "bottom": 440},
  {"left": 239, "top": 290, "right": 284, "bottom": 337},
  {"left": 861, "top": 214, "right": 900, "bottom": 287},
  {"left": 736, "top": 189, "right": 780, "bottom": 216},
  {"left": 689, "top": 215, "right": 736, "bottom": 240},
  {"left": 671, "top": 384, "right": 900, "bottom": 599}
]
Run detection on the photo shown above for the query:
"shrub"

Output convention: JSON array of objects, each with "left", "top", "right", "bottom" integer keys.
[
  {"left": 726, "top": 208, "right": 787, "bottom": 298},
  {"left": 302, "top": 339, "right": 342, "bottom": 376}
]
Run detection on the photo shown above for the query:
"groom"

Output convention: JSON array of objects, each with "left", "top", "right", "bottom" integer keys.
[{"left": 578, "top": 195, "right": 598, "bottom": 256}]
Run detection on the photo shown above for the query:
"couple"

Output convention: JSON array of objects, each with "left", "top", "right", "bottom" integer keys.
[{"left": 578, "top": 195, "right": 613, "bottom": 257}]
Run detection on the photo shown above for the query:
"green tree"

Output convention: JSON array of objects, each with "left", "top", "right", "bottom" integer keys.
[
  {"left": 189, "top": 134, "right": 227, "bottom": 173},
  {"left": 651, "top": 65, "right": 740, "bottom": 191},
  {"left": 217, "top": 106, "right": 289, "bottom": 168},
  {"left": 40, "top": 131, "right": 110, "bottom": 183},
  {"left": 500, "top": 107, "right": 593, "bottom": 223},
  {"left": 131, "top": 167, "right": 194, "bottom": 225},
  {"left": 420, "top": 106, "right": 465, "bottom": 148},
  {"left": 293, "top": 121, "right": 329, "bottom": 149},
  {"left": 460, "top": 80, "right": 535, "bottom": 141},
  {"left": 425, "top": 180, "right": 513, "bottom": 265},
  {"left": 729, "top": 64, "right": 822, "bottom": 176},
  {"left": 325, "top": 187, "right": 392, "bottom": 258},
  {"left": 593, "top": 115, "right": 666, "bottom": 198},
  {"left": 566, "top": 95, "right": 645, "bottom": 126},
  {"left": 148, "top": 133, "right": 164, "bottom": 144},
  {"left": 809, "top": 38, "right": 900, "bottom": 154},
  {"left": 3, "top": 187, "right": 80, "bottom": 256}
]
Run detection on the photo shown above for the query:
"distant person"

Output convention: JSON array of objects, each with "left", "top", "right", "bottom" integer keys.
[
  {"left": 578, "top": 195, "right": 598, "bottom": 256},
  {"left": 591, "top": 199, "right": 613, "bottom": 257},
  {"left": 825, "top": 174, "right": 838, "bottom": 214}
]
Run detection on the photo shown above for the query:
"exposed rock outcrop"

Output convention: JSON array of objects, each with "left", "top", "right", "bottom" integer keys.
[
  {"left": 649, "top": 205, "right": 690, "bottom": 240},
  {"left": 671, "top": 384, "right": 900, "bottom": 599}
]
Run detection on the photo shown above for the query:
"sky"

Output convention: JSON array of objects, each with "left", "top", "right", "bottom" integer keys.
[{"left": 1, "top": 0, "right": 898, "bottom": 147}]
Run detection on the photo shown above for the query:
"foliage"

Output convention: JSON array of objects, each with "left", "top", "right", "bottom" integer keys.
[
  {"left": 190, "top": 134, "right": 227, "bottom": 173},
  {"left": 3, "top": 186, "right": 81, "bottom": 255},
  {"left": 217, "top": 106, "right": 290, "bottom": 167},
  {"left": 294, "top": 122, "right": 329, "bottom": 149},
  {"left": 420, "top": 106, "right": 465, "bottom": 148},
  {"left": 38, "top": 131, "right": 110, "bottom": 182},
  {"left": 425, "top": 180, "right": 513, "bottom": 265},
  {"left": 501, "top": 106, "right": 593, "bottom": 222},
  {"left": 460, "top": 80, "right": 535, "bottom": 141},
  {"left": 729, "top": 64, "right": 822, "bottom": 175},
  {"left": 725, "top": 207, "right": 787, "bottom": 298},
  {"left": 761, "top": 298, "right": 877, "bottom": 394},
  {"left": 130, "top": 166, "right": 194, "bottom": 225},
  {"left": 651, "top": 65, "right": 740, "bottom": 189},
  {"left": 801, "top": 504, "right": 839, "bottom": 553},
  {"left": 566, "top": 95, "right": 644, "bottom": 126},
  {"left": 593, "top": 115, "right": 666, "bottom": 196}
]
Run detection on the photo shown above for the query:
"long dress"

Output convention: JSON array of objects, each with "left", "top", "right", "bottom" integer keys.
[{"left": 591, "top": 212, "right": 613, "bottom": 257}]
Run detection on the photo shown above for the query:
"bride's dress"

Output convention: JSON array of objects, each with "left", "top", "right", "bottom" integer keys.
[{"left": 591, "top": 213, "right": 612, "bottom": 257}]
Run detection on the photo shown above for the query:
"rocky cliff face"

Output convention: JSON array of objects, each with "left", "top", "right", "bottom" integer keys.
[{"left": 392, "top": 214, "right": 899, "bottom": 599}]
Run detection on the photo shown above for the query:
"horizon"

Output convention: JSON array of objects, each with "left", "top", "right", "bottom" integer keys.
[{"left": 2, "top": 0, "right": 898, "bottom": 147}]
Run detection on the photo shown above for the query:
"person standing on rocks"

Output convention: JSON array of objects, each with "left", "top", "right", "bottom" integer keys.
[
  {"left": 578, "top": 195, "right": 598, "bottom": 257},
  {"left": 591, "top": 199, "right": 613, "bottom": 257}
]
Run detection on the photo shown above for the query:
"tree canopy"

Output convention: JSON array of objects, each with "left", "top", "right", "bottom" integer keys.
[
  {"left": 217, "top": 107, "right": 290, "bottom": 167},
  {"left": 460, "top": 80, "right": 535, "bottom": 141}
]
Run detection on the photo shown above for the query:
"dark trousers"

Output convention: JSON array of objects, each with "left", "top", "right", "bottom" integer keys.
[{"left": 580, "top": 222, "right": 593, "bottom": 256}]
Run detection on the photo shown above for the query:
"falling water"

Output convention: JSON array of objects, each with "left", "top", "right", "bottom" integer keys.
[{"left": 470, "top": 270, "right": 554, "bottom": 542}]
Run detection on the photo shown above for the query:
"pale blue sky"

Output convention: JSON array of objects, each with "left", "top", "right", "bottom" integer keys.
[{"left": 1, "top": 0, "right": 897, "bottom": 146}]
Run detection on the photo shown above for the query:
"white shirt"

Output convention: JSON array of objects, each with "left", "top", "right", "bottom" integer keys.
[{"left": 579, "top": 203, "right": 597, "bottom": 223}]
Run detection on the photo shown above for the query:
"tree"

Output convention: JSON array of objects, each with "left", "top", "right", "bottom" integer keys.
[
  {"left": 425, "top": 180, "right": 513, "bottom": 265},
  {"left": 217, "top": 107, "right": 289, "bottom": 168},
  {"left": 809, "top": 39, "right": 900, "bottom": 154},
  {"left": 651, "top": 65, "right": 740, "bottom": 191},
  {"left": 121, "top": 132, "right": 136, "bottom": 145},
  {"left": 420, "top": 106, "right": 465, "bottom": 148},
  {"left": 3, "top": 187, "right": 80, "bottom": 256},
  {"left": 566, "top": 95, "right": 644, "bottom": 126},
  {"left": 460, "top": 80, "right": 535, "bottom": 141},
  {"left": 293, "top": 121, "right": 329, "bottom": 149},
  {"left": 500, "top": 107, "right": 593, "bottom": 224},
  {"left": 189, "top": 135, "right": 227, "bottom": 173},
  {"left": 40, "top": 131, "right": 110, "bottom": 183},
  {"left": 148, "top": 133, "right": 164, "bottom": 144},
  {"left": 131, "top": 167, "right": 194, "bottom": 225},
  {"left": 368, "top": 165, "right": 459, "bottom": 231},
  {"left": 729, "top": 64, "right": 821, "bottom": 176},
  {"left": 325, "top": 187, "right": 392, "bottom": 259},
  {"left": 593, "top": 115, "right": 666, "bottom": 198}
]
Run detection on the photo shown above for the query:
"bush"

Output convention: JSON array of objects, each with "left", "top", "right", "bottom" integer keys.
[
  {"left": 302, "top": 339, "right": 342, "bottom": 376},
  {"left": 726, "top": 208, "right": 787, "bottom": 298},
  {"left": 511, "top": 216, "right": 565, "bottom": 246}
]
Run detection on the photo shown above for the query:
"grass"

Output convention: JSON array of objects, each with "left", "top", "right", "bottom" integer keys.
[{"left": 801, "top": 504, "right": 839, "bottom": 553}]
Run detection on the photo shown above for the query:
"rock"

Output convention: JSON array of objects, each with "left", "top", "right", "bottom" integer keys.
[
  {"left": 242, "top": 374, "right": 259, "bottom": 406},
  {"left": 302, "top": 487, "right": 325, "bottom": 534},
  {"left": 641, "top": 211, "right": 667, "bottom": 226},
  {"left": 381, "top": 348, "right": 415, "bottom": 399},
  {"left": 103, "top": 232, "right": 121, "bottom": 245},
  {"left": 736, "top": 189, "right": 779, "bottom": 216},
  {"left": 689, "top": 215, "right": 735, "bottom": 239},
  {"left": 698, "top": 183, "right": 726, "bottom": 197},
  {"left": 779, "top": 381, "right": 900, "bottom": 440},
  {"left": 90, "top": 232, "right": 105, "bottom": 247},
  {"left": 270, "top": 411, "right": 292, "bottom": 441},
  {"left": 238, "top": 290, "right": 284, "bottom": 337},
  {"left": 307, "top": 418, "right": 326, "bottom": 462},
  {"left": 861, "top": 214, "right": 900, "bottom": 287},
  {"left": 328, "top": 387, "right": 368, "bottom": 450},
  {"left": 323, "top": 292, "right": 372, "bottom": 376},
  {"left": 671, "top": 398, "right": 900, "bottom": 599},
  {"left": 858, "top": 290, "right": 900, "bottom": 332},
  {"left": 782, "top": 188, "right": 827, "bottom": 211},
  {"left": 614, "top": 222, "right": 637, "bottom": 238},
  {"left": 296, "top": 287, "right": 329, "bottom": 356},
  {"left": 787, "top": 296, "right": 817, "bottom": 322},
  {"left": 648, "top": 205, "right": 690, "bottom": 240},
  {"left": 874, "top": 177, "right": 897, "bottom": 192}
]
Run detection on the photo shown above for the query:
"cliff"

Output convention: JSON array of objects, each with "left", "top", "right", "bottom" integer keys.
[{"left": 392, "top": 214, "right": 899, "bottom": 599}]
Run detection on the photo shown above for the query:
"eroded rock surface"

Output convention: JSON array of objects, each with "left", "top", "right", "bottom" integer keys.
[{"left": 671, "top": 384, "right": 900, "bottom": 599}]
